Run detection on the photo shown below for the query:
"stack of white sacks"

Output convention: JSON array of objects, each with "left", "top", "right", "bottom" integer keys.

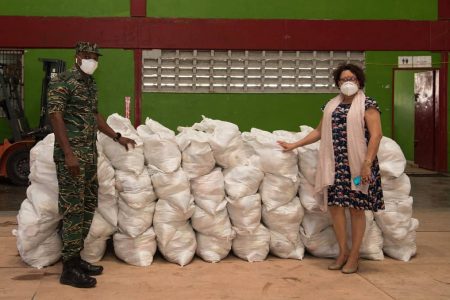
[
  {"left": 375, "top": 137, "right": 418, "bottom": 261},
  {"left": 193, "top": 117, "right": 270, "bottom": 262},
  {"left": 16, "top": 115, "right": 418, "bottom": 268},
  {"left": 16, "top": 134, "right": 119, "bottom": 268},
  {"left": 243, "top": 129, "right": 305, "bottom": 260},
  {"left": 99, "top": 114, "right": 157, "bottom": 267},
  {"left": 15, "top": 134, "right": 61, "bottom": 268},
  {"left": 138, "top": 118, "right": 196, "bottom": 266},
  {"left": 176, "top": 126, "right": 234, "bottom": 263}
]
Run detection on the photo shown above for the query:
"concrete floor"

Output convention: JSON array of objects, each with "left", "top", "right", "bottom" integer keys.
[{"left": 0, "top": 175, "right": 449, "bottom": 300}]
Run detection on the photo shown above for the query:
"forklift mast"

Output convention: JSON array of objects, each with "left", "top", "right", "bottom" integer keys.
[
  {"left": 0, "top": 55, "right": 66, "bottom": 185},
  {"left": 39, "top": 59, "right": 66, "bottom": 134},
  {"left": 0, "top": 58, "right": 65, "bottom": 142},
  {"left": 0, "top": 63, "right": 29, "bottom": 142}
]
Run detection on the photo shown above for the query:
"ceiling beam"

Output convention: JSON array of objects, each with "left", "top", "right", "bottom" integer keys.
[{"left": 0, "top": 16, "right": 448, "bottom": 51}]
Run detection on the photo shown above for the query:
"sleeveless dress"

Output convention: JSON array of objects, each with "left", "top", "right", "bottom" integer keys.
[{"left": 323, "top": 97, "right": 384, "bottom": 212}]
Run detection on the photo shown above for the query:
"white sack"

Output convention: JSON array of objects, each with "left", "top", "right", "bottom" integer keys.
[
  {"left": 192, "top": 116, "right": 241, "bottom": 150},
  {"left": 97, "top": 193, "right": 119, "bottom": 228},
  {"left": 262, "top": 197, "right": 305, "bottom": 260},
  {"left": 262, "top": 197, "right": 304, "bottom": 236},
  {"left": 383, "top": 220, "right": 418, "bottom": 262},
  {"left": 243, "top": 128, "right": 298, "bottom": 181},
  {"left": 28, "top": 134, "right": 57, "bottom": 187},
  {"left": 144, "top": 117, "right": 177, "bottom": 137},
  {"left": 115, "top": 168, "right": 153, "bottom": 194},
  {"left": 272, "top": 130, "right": 300, "bottom": 143},
  {"left": 191, "top": 168, "right": 225, "bottom": 214},
  {"left": 81, "top": 235, "right": 108, "bottom": 263},
  {"left": 16, "top": 199, "right": 60, "bottom": 252},
  {"left": 27, "top": 182, "right": 59, "bottom": 220},
  {"left": 300, "top": 211, "right": 333, "bottom": 237},
  {"left": 118, "top": 199, "right": 156, "bottom": 238},
  {"left": 151, "top": 169, "right": 191, "bottom": 213},
  {"left": 260, "top": 174, "right": 299, "bottom": 211},
  {"left": 113, "top": 227, "right": 157, "bottom": 267},
  {"left": 115, "top": 169, "right": 157, "bottom": 209},
  {"left": 269, "top": 230, "right": 305, "bottom": 260},
  {"left": 196, "top": 233, "right": 233, "bottom": 263},
  {"left": 137, "top": 118, "right": 181, "bottom": 173},
  {"left": 377, "top": 137, "right": 406, "bottom": 178},
  {"left": 29, "top": 134, "right": 55, "bottom": 166},
  {"left": 300, "top": 226, "right": 339, "bottom": 258},
  {"left": 359, "top": 221, "right": 384, "bottom": 260},
  {"left": 374, "top": 196, "right": 416, "bottom": 241},
  {"left": 227, "top": 194, "right": 262, "bottom": 231},
  {"left": 191, "top": 203, "right": 234, "bottom": 239},
  {"left": 98, "top": 114, "right": 144, "bottom": 175},
  {"left": 298, "top": 174, "right": 323, "bottom": 212},
  {"left": 176, "top": 127, "right": 215, "bottom": 179},
  {"left": 156, "top": 223, "right": 197, "bottom": 266},
  {"left": 298, "top": 145, "right": 320, "bottom": 186},
  {"left": 232, "top": 224, "right": 270, "bottom": 262},
  {"left": 381, "top": 173, "right": 411, "bottom": 199},
  {"left": 192, "top": 116, "right": 252, "bottom": 168},
  {"left": 97, "top": 152, "right": 116, "bottom": 196},
  {"left": 224, "top": 166, "right": 264, "bottom": 199},
  {"left": 88, "top": 211, "right": 116, "bottom": 239},
  {"left": 153, "top": 198, "right": 195, "bottom": 230},
  {"left": 16, "top": 230, "right": 61, "bottom": 269}
]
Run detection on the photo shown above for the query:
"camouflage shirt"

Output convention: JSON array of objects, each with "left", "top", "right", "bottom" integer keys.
[{"left": 47, "top": 66, "right": 98, "bottom": 163}]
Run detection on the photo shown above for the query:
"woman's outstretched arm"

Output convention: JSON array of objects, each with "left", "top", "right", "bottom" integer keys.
[{"left": 277, "top": 117, "right": 323, "bottom": 151}]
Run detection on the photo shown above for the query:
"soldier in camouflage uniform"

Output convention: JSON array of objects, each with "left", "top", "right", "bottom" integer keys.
[{"left": 48, "top": 42, "right": 135, "bottom": 288}]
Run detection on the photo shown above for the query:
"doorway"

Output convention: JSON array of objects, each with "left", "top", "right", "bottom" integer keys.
[{"left": 393, "top": 69, "right": 439, "bottom": 171}]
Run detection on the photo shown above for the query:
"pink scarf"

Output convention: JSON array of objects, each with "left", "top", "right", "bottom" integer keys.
[{"left": 314, "top": 90, "right": 369, "bottom": 211}]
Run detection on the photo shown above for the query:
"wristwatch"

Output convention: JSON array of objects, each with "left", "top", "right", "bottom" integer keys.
[{"left": 113, "top": 132, "right": 122, "bottom": 142}]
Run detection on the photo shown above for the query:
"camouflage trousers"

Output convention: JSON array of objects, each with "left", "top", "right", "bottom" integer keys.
[{"left": 56, "top": 161, "right": 98, "bottom": 262}]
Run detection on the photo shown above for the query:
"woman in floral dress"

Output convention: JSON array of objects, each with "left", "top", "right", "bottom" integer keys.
[{"left": 278, "top": 63, "right": 384, "bottom": 274}]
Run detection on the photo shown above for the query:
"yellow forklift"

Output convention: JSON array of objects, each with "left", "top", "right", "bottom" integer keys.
[{"left": 0, "top": 54, "right": 65, "bottom": 185}]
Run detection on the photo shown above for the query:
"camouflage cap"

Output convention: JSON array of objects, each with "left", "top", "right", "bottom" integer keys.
[{"left": 75, "top": 41, "right": 102, "bottom": 56}]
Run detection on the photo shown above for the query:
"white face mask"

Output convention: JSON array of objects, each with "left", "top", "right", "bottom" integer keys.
[
  {"left": 340, "top": 81, "right": 359, "bottom": 96},
  {"left": 77, "top": 58, "right": 98, "bottom": 75}
]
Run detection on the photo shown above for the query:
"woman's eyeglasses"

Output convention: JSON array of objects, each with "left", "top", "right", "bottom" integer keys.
[{"left": 339, "top": 76, "right": 358, "bottom": 83}]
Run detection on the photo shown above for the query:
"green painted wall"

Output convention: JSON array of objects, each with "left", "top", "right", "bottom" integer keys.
[
  {"left": 95, "top": 49, "right": 135, "bottom": 121},
  {"left": 0, "top": 0, "right": 129, "bottom": 17},
  {"left": 141, "top": 93, "right": 325, "bottom": 133},
  {"left": 148, "top": 0, "right": 437, "bottom": 20},
  {"left": 393, "top": 71, "right": 415, "bottom": 161},
  {"left": 0, "top": 49, "right": 134, "bottom": 141}
]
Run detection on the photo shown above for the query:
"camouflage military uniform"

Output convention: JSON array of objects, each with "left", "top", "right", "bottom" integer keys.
[{"left": 47, "top": 64, "right": 99, "bottom": 262}]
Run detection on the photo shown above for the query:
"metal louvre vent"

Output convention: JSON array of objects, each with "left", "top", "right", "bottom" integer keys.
[{"left": 142, "top": 50, "right": 365, "bottom": 93}]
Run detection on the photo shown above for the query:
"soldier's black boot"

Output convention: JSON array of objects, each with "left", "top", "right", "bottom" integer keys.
[
  {"left": 60, "top": 258, "right": 97, "bottom": 288},
  {"left": 78, "top": 257, "right": 103, "bottom": 276}
]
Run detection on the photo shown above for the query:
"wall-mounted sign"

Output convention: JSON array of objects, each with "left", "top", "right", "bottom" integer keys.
[{"left": 398, "top": 56, "right": 432, "bottom": 68}]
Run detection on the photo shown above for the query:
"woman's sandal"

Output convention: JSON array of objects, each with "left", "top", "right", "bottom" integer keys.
[
  {"left": 341, "top": 261, "right": 359, "bottom": 274},
  {"left": 328, "top": 256, "right": 348, "bottom": 270}
]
